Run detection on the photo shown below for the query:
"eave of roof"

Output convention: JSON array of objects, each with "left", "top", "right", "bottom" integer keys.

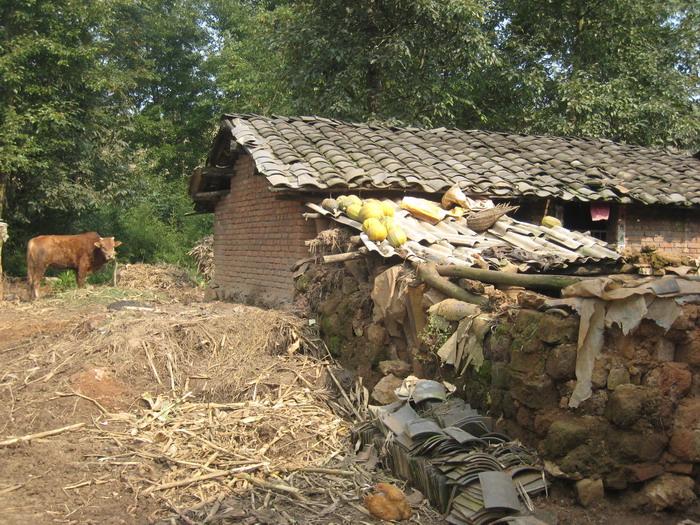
[{"left": 202, "top": 114, "right": 700, "bottom": 207}]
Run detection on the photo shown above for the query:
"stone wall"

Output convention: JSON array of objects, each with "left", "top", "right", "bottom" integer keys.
[
  {"left": 463, "top": 304, "right": 700, "bottom": 500},
  {"left": 303, "top": 255, "right": 700, "bottom": 507}
]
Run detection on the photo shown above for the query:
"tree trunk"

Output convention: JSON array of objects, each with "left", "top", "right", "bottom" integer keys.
[
  {"left": 0, "top": 173, "right": 5, "bottom": 299},
  {"left": 435, "top": 264, "right": 583, "bottom": 290},
  {"left": 415, "top": 263, "right": 489, "bottom": 307}
]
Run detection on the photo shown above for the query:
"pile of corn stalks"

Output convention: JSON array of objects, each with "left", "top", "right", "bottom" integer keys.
[{"left": 188, "top": 235, "right": 214, "bottom": 281}]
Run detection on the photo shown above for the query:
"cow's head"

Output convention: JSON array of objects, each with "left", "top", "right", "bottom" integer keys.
[{"left": 95, "top": 237, "right": 122, "bottom": 260}]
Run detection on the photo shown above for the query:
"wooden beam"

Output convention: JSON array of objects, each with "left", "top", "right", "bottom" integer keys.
[
  {"left": 202, "top": 166, "right": 234, "bottom": 178},
  {"left": 321, "top": 249, "right": 367, "bottom": 264},
  {"left": 192, "top": 190, "right": 230, "bottom": 201}
]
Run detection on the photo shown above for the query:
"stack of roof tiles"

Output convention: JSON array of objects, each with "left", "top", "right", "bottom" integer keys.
[
  {"left": 215, "top": 114, "right": 700, "bottom": 206},
  {"left": 354, "top": 385, "right": 548, "bottom": 524}
]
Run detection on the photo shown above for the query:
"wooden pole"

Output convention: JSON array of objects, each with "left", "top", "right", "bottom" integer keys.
[
  {"left": 435, "top": 264, "right": 583, "bottom": 290},
  {"left": 0, "top": 221, "right": 6, "bottom": 301},
  {"left": 415, "top": 263, "right": 489, "bottom": 306},
  {"left": 321, "top": 248, "right": 368, "bottom": 264}
]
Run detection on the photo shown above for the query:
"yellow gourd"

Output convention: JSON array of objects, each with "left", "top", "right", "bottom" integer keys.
[
  {"left": 541, "top": 215, "right": 562, "bottom": 228},
  {"left": 346, "top": 202, "right": 362, "bottom": 221},
  {"left": 381, "top": 200, "right": 395, "bottom": 216},
  {"left": 336, "top": 195, "right": 349, "bottom": 210},
  {"left": 363, "top": 218, "right": 381, "bottom": 231},
  {"left": 365, "top": 219, "right": 387, "bottom": 242},
  {"left": 387, "top": 226, "right": 407, "bottom": 247},
  {"left": 381, "top": 215, "right": 395, "bottom": 229},
  {"left": 346, "top": 195, "right": 362, "bottom": 207},
  {"left": 359, "top": 201, "right": 384, "bottom": 222}
]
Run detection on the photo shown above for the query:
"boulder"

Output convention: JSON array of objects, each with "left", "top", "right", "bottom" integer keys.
[
  {"left": 625, "top": 463, "right": 664, "bottom": 483},
  {"left": 542, "top": 417, "right": 598, "bottom": 458},
  {"left": 510, "top": 372, "right": 558, "bottom": 410},
  {"left": 575, "top": 478, "right": 604, "bottom": 507},
  {"left": 545, "top": 343, "right": 577, "bottom": 381},
  {"left": 367, "top": 323, "right": 386, "bottom": 346},
  {"left": 378, "top": 360, "right": 411, "bottom": 378},
  {"left": 371, "top": 374, "right": 403, "bottom": 405},
  {"left": 640, "top": 474, "right": 696, "bottom": 511},
  {"left": 675, "top": 329, "right": 700, "bottom": 366},
  {"left": 607, "top": 384, "right": 643, "bottom": 427},
  {"left": 610, "top": 429, "right": 667, "bottom": 463},
  {"left": 669, "top": 398, "right": 700, "bottom": 461},
  {"left": 606, "top": 367, "right": 630, "bottom": 390},
  {"left": 591, "top": 358, "right": 609, "bottom": 389},
  {"left": 644, "top": 362, "right": 692, "bottom": 401}
]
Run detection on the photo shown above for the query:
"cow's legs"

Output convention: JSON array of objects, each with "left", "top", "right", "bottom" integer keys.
[
  {"left": 28, "top": 263, "right": 45, "bottom": 300},
  {"left": 76, "top": 260, "right": 89, "bottom": 288}
]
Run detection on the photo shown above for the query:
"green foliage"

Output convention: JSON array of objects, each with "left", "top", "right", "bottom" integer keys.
[
  {"left": 51, "top": 271, "right": 78, "bottom": 293},
  {"left": 1, "top": 0, "right": 698, "bottom": 280},
  {"left": 420, "top": 314, "right": 453, "bottom": 353}
]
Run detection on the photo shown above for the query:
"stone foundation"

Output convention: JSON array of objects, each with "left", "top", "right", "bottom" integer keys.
[{"left": 468, "top": 305, "right": 699, "bottom": 494}]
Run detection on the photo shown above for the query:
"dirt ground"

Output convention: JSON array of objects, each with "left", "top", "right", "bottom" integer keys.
[{"left": 0, "top": 274, "right": 697, "bottom": 525}]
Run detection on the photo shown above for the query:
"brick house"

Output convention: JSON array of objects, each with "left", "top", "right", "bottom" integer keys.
[{"left": 190, "top": 114, "right": 700, "bottom": 305}]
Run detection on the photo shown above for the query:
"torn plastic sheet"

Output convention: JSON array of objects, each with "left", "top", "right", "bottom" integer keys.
[
  {"left": 563, "top": 275, "right": 700, "bottom": 301},
  {"left": 565, "top": 276, "right": 699, "bottom": 407},
  {"left": 569, "top": 298, "right": 606, "bottom": 408},
  {"left": 436, "top": 314, "right": 492, "bottom": 373},
  {"left": 371, "top": 265, "right": 407, "bottom": 337},
  {"left": 604, "top": 295, "right": 648, "bottom": 335}
]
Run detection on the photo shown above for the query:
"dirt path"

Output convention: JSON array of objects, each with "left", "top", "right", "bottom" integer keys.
[
  {"left": 0, "top": 281, "right": 695, "bottom": 525},
  {"left": 0, "top": 285, "right": 443, "bottom": 524}
]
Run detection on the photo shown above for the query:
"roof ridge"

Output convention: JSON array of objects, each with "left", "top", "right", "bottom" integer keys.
[{"left": 220, "top": 113, "right": 697, "bottom": 158}]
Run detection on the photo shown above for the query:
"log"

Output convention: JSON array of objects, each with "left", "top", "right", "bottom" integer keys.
[
  {"left": 321, "top": 248, "right": 367, "bottom": 264},
  {"left": 416, "top": 263, "right": 489, "bottom": 307},
  {"left": 435, "top": 264, "right": 582, "bottom": 290}
]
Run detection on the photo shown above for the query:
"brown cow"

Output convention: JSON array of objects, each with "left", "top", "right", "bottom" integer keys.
[{"left": 27, "top": 232, "right": 122, "bottom": 299}]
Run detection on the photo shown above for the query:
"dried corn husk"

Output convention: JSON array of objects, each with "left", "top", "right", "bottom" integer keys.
[
  {"left": 400, "top": 197, "right": 447, "bottom": 224},
  {"left": 441, "top": 184, "right": 468, "bottom": 209},
  {"left": 465, "top": 204, "right": 519, "bottom": 232}
]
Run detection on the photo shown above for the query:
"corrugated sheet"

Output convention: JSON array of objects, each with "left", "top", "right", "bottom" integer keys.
[{"left": 307, "top": 202, "right": 622, "bottom": 270}]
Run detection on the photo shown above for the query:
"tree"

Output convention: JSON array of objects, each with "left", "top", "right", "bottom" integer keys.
[{"left": 475, "top": 0, "right": 700, "bottom": 148}]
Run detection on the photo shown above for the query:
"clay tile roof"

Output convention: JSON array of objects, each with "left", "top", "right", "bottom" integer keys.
[{"left": 211, "top": 114, "right": 700, "bottom": 206}]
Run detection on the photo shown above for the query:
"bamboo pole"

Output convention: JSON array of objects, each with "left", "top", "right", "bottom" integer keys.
[
  {"left": 435, "top": 264, "right": 583, "bottom": 290},
  {"left": 415, "top": 263, "right": 489, "bottom": 306}
]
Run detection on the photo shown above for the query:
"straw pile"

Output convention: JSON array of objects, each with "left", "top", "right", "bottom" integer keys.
[
  {"left": 1, "top": 294, "right": 444, "bottom": 524},
  {"left": 117, "top": 263, "right": 194, "bottom": 290},
  {"left": 188, "top": 235, "right": 214, "bottom": 281}
]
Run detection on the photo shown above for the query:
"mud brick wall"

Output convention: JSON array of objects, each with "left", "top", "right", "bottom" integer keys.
[
  {"left": 623, "top": 205, "right": 700, "bottom": 257},
  {"left": 462, "top": 304, "right": 700, "bottom": 495},
  {"left": 212, "top": 154, "right": 317, "bottom": 305}
]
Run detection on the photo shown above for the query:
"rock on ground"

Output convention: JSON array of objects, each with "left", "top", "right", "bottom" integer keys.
[
  {"left": 640, "top": 474, "right": 696, "bottom": 511},
  {"left": 371, "top": 374, "right": 403, "bottom": 405}
]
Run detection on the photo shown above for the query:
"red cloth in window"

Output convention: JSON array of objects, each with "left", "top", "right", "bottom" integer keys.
[{"left": 590, "top": 203, "right": 610, "bottom": 221}]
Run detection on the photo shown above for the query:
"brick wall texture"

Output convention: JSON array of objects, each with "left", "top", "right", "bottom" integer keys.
[
  {"left": 623, "top": 205, "right": 700, "bottom": 257},
  {"left": 212, "top": 155, "right": 316, "bottom": 305}
]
